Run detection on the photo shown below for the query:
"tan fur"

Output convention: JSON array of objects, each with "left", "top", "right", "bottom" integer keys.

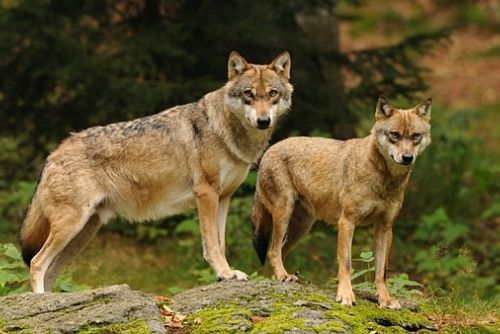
[
  {"left": 20, "top": 51, "right": 293, "bottom": 293},
  {"left": 252, "top": 96, "right": 431, "bottom": 309}
]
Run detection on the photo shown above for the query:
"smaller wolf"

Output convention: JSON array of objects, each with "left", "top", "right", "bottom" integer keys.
[{"left": 252, "top": 96, "right": 431, "bottom": 309}]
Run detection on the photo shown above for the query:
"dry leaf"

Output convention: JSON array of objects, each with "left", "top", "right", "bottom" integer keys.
[{"left": 250, "top": 316, "right": 267, "bottom": 324}]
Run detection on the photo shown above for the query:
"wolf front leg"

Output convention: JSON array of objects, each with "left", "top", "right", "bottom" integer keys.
[
  {"left": 374, "top": 222, "right": 401, "bottom": 309},
  {"left": 194, "top": 184, "right": 248, "bottom": 281},
  {"left": 217, "top": 195, "right": 232, "bottom": 255},
  {"left": 335, "top": 214, "right": 356, "bottom": 306}
]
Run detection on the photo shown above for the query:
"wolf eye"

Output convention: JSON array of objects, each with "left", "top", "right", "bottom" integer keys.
[
  {"left": 243, "top": 89, "right": 253, "bottom": 98},
  {"left": 269, "top": 89, "right": 278, "bottom": 98},
  {"left": 389, "top": 131, "right": 400, "bottom": 141},
  {"left": 411, "top": 133, "right": 422, "bottom": 141}
]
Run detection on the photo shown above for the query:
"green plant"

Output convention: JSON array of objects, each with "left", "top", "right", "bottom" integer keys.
[
  {"left": 327, "top": 251, "right": 422, "bottom": 299},
  {"left": 412, "top": 208, "right": 475, "bottom": 287},
  {"left": 0, "top": 243, "right": 88, "bottom": 295},
  {"left": 0, "top": 243, "right": 30, "bottom": 295},
  {"left": 0, "top": 180, "right": 36, "bottom": 241}
]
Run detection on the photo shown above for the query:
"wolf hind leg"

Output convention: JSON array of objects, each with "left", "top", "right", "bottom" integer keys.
[
  {"left": 43, "top": 213, "right": 103, "bottom": 291},
  {"left": 281, "top": 198, "right": 315, "bottom": 261},
  {"left": 30, "top": 210, "right": 86, "bottom": 293},
  {"left": 267, "top": 194, "right": 296, "bottom": 282},
  {"left": 252, "top": 194, "right": 273, "bottom": 265},
  {"left": 30, "top": 195, "right": 106, "bottom": 293}
]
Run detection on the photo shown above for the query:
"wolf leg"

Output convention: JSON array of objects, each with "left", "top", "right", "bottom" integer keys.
[
  {"left": 216, "top": 195, "right": 232, "bottom": 255},
  {"left": 195, "top": 184, "right": 247, "bottom": 281},
  {"left": 374, "top": 222, "right": 401, "bottom": 309},
  {"left": 335, "top": 214, "right": 356, "bottom": 306},
  {"left": 268, "top": 195, "right": 297, "bottom": 282},
  {"left": 43, "top": 213, "right": 103, "bottom": 291},
  {"left": 30, "top": 207, "right": 91, "bottom": 293},
  {"left": 281, "top": 198, "right": 314, "bottom": 261}
]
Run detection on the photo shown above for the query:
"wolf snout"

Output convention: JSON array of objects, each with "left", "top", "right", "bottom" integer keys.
[
  {"left": 256, "top": 116, "right": 271, "bottom": 129},
  {"left": 401, "top": 153, "right": 414, "bottom": 165}
]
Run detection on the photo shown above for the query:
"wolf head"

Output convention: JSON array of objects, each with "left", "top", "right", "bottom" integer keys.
[
  {"left": 372, "top": 96, "right": 432, "bottom": 167},
  {"left": 224, "top": 51, "right": 293, "bottom": 130}
]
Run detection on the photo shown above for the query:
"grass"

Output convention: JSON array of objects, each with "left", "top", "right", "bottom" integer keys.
[{"left": 421, "top": 292, "right": 500, "bottom": 332}]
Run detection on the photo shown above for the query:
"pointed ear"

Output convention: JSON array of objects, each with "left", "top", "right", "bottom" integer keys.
[
  {"left": 228, "top": 51, "right": 249, "bottom": 80},
  {"left": 414, "top": 98, "right": 432, "bottom": 120},
  {"left": 375, "top": 95, "right": 393, "bottom": 119},
  {"left": 269, "top": 51, "right": 291, "bottom": 80}
]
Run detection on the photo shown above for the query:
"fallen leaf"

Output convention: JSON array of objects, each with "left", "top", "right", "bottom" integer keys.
[
  {"left": 250, "top": 316, "right": 267, "bottom": 324},
  {"left": 153, "top": 295, "right": 169, "bottom": 303}
]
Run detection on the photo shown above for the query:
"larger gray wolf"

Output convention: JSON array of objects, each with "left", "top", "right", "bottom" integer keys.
[
  {"left": 252, "top": 96, "right": 431, "bottom": 309},
  {"left": 20, "top": 51, "right": 293, "bottom": 293}
]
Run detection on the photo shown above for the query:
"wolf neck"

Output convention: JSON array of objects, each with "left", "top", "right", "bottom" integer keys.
[
  {"left": 205, "top": 89, "right": 273, "bottom": 165},
  {"left": 368, "top": 135, "right": 412, "bottom": 186}
]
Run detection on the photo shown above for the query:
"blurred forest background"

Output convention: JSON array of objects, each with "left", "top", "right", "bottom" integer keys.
[{"left": 0, "top": 0, "right": 498, "bottom": 329}]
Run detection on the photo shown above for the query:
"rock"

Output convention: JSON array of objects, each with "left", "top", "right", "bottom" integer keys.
[
  {"left": 0, "top": 280, "right": 436, "bottom": 334},
  {"left": 0, "top": 284, "right": 166, "bottom": 334},
  {"left": 169, "top": 279, "right": 435, "bottom": 334}
]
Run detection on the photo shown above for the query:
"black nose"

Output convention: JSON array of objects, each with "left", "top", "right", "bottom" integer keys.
[
  {"left": 402, "top": 154, "right": 414, "bottom": 165},
  {"left": 256, "top": 116, "right": 271, "bottom": 129}
]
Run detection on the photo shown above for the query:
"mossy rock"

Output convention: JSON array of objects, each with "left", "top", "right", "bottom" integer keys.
[
  {"left": 0, "top": 285, "right": 166, "bottom": 334},
  {"left": 169, "top": 279, "right": 436, "bottom": 334}
]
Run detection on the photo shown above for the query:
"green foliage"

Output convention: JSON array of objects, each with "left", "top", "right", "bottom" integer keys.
[
  {"left": 0, "top": 243, "right": 29, "bottom": 295},
  {"left": 0, "top": 243, "right": 88, "bottom": 295},
  {"left": 351, "top": 250, "right": 375, "bottom": 284},
  {"left": 410, "top": 207, "right": 496, "bottom": 300},
  {"left": 387, "top": 273, "right": 423, "bottom": 299},
  {"left": 327, "top": 251, "right": 423, "bottom": 299},
  {"left": 0, "top": 180, "right": 36, "bottom": 236}
]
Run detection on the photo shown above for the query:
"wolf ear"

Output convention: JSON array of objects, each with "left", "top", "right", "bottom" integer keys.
[
  {"left": 270, "top": 51, "right": 291, "bottom": 80},
  {"left": 228, "top": 51, "right": 249, "bottom": 79},
  {"left": 414, "top": 98, "right": 432, "bottom": 120},
  {"left": 375, "top": 95, "right": 393, "bottom": 119}
]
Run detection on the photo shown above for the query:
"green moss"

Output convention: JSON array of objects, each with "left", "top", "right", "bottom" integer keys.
[
  {"left": 0, "top": 321, "right": 31, "bottom": 334},
  {"left": 303, "top": 292, "right": 330, "bottom": 304},
  {"left": 251, "top": 302, "right": 305, "bottom": 334},
  {"left": 77, "top": 320, "right": 150, "bottom": 334},
  {"left": 186, "top": 303, "right": 252, "bottom": 334},
  {"left": 312, "top": 320, "right": 346, "bottom": 333},
  {"left": 324, "top": 299, "right": 433, "bottom": 334},
  {"left": 184, "top": 286, "right": 438, "bottom": 334}
]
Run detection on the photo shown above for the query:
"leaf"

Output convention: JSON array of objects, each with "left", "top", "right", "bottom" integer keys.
[
  {"left": 0, "top": 262, "right": 26, "bottom": 270},
  {"left": 443, "top": 223, "right": 469, "bottom": 243},
  {"left": 359, "top": 251, "right": 374, "bottom": 262},
  {"left": 351, "top": 267, "right": 375, "bottom": 280},
  {"left": 174, "top": 219, "right": 200, "bottom": 235},
  {"left": 0, "top": 272, "right": 22, "bottom": 288},
  {"left": 251, "top": 316, "right": 267, "bottom": 324},
  {"left": 2, "top": 244, "right": 22, "bottom": 260}
]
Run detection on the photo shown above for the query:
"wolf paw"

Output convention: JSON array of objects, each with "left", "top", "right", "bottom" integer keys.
[
  {"left": 378, "top": 298, "right": 401, "bottom": 310},
  {"left": 278, "top": 274, "right": 299, "bottom": 282},
  {"left": 335, "top": 290, "right": 356, "bottom": 306},
  {"left": 217, "top": 270, "right": 248, "bottom": 281}
]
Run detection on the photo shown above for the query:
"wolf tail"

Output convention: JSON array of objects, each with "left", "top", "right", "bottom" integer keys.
[
  {"left": 252, "top": 193, "right": 273, "bottom": 265},
  {"left": 19, "top": 165, "right": 49, "bottom": 267}
]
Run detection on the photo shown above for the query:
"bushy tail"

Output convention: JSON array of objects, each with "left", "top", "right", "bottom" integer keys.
[
  {"left": 252, "top": 194, "right": 273, "bottom": 265},
  {"left": 19, "top": 167, "right": 49, "bottom": 267}
]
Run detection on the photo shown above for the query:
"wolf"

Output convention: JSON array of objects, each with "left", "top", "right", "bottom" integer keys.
[
  {"left": 252, "top": 96, "right": 431, "bottom": 309},
  {"left": 20, "top": 51, "right": 293, "bottom": 293}
]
